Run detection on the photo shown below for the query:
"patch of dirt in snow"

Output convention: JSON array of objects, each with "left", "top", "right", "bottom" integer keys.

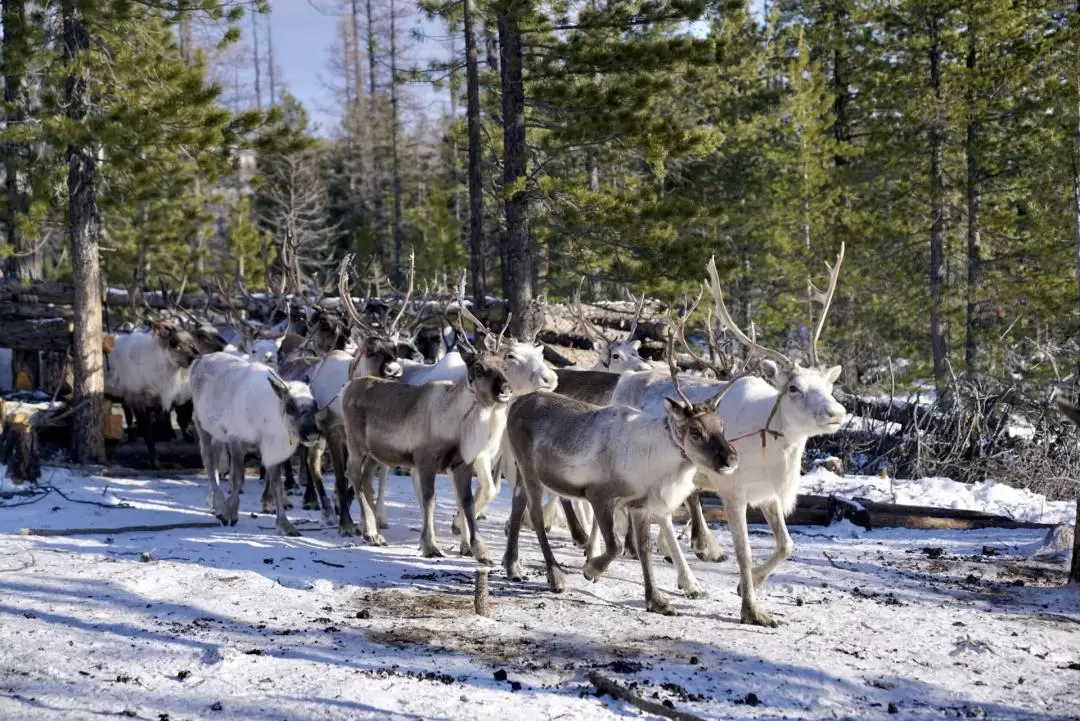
[{"left": 1, "top": 465, "right": 1079, "bottom": 721}]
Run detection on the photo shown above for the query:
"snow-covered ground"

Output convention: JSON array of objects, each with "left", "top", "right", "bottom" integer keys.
[
  {"left": 802, "top": 468, "right": 1077, "bottom": 526},
  {"left": 1, "top": 466, "right": 1078, "bottom": 720}
]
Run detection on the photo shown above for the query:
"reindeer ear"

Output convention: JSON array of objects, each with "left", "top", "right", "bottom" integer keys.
[
  {"left": 824, "top": 365, "right": 842, "bottom": 384},
  {"left": 267, "top": 374, "right": 290, "bottom": 404},
  {"left": 459, "top": 347, "right": 478, "bottom": 368},
  {"left": 630, "top": 340, "right": 641, "bottom": 351},
  {"left": 760, "top": 359, "right": 780, "bottom": 384},
  {"left": 482, "top": 332, "right": 498, "bottom": 353},
  {"left": 663, "top": 396, "right": 690, "bottom": 418}
]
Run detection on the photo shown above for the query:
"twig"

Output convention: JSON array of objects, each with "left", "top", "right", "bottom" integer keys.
[
  {"left": 822, "top": 550, "right": 850, "bottom": 570},
  {"left": 0, "top": 554, "right": 35, "bottom": 573},
  {"left": 313, "top": 558, "right": 345, "bottom": 569},
  {"left": 587, "top": 670, "right": 707, "bottom": 721},
  {"left": 19, "top": 521, "right": 222, "bottom": 537}
]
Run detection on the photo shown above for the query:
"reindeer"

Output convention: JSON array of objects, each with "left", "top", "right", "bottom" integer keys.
[
  {"left": 609, "top": 245, "right": 848, "bottom": 626},
  {"left": 567, "top": 282, "right": 651, "bottom": 374},
  {"left": 189, "top": 352, "right": 320, "bottom": 535},
  {"left": 339, "top": 329, "right": 514, "bottom": 563},
  {"left": 104, "top": 318, "right": 226, "bottom": 468},
  {"left": 333, "top": 262, "right": 556, "bottom": 546},
  {"left": 503, "top": 332, "right": 739, "bottom": 615}
]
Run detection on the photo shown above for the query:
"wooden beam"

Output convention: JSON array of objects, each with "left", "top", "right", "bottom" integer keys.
[{"left": 0, "top": 318, "right": 72, "bottom": 352}]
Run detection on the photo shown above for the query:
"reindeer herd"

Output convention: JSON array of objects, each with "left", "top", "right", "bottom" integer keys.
[{"left": 99, "top": 245, "right": 848, "bottom": 627}]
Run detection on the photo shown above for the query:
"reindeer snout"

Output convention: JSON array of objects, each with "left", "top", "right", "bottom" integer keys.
[
  {"left": 716, "top": 445, "right": 739, "bottom": 475},
  {"left": 299, "top": 416, "right": 321, "bottom": 445},
  {"left": 382, "top": 361, "right": 403, "bottom": 379},
  {"left": 539, "top": 369, "right": 558, "bottom": 391},
  {"left": 496, "top": 380, "right": 513, "bottom": 402}
]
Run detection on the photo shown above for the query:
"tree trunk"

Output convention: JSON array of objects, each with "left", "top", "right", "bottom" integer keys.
[
  {"left": 928, "top": 17, "right": 948, "bottom": 389},
  {"left": 251, "top": 9, "right": 262, "bottom": 111},
  {"left": 3, "top": 0, "right": 40, "bottom": 281},
  {"left": 62, "top": 1, "right": 105, "bottom": 463},
  {"left": 365, "top": 0, "right": 385, "bottom": 265},
  {"left": 463, "top": 0, "right": 486, "bottom": 308},
  {"left": 497, "top": 5, "right": 533, "bottom": 339},
  {"left": 389, "top": 0, "right": 404, "bottom": 286},
  {"left": 1073, "top": 5, "right": 1080, "bottom": 390},
  {"left": 266, "top": 4, "right": 276, "bottom": 106},
  {"left": 964, "top": 7, "right": 982, "bottom": 374}
]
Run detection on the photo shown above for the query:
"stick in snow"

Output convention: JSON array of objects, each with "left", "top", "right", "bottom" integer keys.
[
  {"left": 474, "top": 568, "right": 491, "bottom": 617},
  {"left": 587, "top": 670, "right": 707, "bottom": 721},
  {"left": 19, "top": 521, "right": 222, "bottom": 537}
]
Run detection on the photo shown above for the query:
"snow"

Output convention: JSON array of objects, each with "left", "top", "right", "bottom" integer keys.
[
  {"left": 842, "top": 413, "right": 902, "bottom": 436},
  {"left": 802, "top": 467, "right": 1077, "bottom": 526},
  {"left": 1, "top": 466, "right": 1078, "bottom": 720}
]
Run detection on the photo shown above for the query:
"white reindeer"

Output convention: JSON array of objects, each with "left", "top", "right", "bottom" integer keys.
[
  {"left": 609, "top": 246, "right": 848, "bottom": 626},
  {"left": 105, "top": 319, "right": 227, "bottom": 467},
  {"left": 503, "top": 354, "right": 739, "bottom": 615},
  {"left": 189, "top": 352, "right": 321, "bottom": 535},
  {"left": 567, "top": 283, "right": 651, "bottom": 374}
]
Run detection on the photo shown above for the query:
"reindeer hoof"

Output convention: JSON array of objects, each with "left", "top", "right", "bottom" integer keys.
[
  {"left": 504, "top": 559, "right": 526, "bottom": 582},
  {"left": 694, "top": 541, "right": 726, "bottom": 563},
  {"left": 339, "top": 521, "right": 361, "bottom": 537},
  {"left": 420, "top": 541, "right": 445, "bottom": 558},
  {"left": 460, "top": 540, "right": 473, "bottom": 557},
  {"left": 321, "top": 510, "right": 338, "bottom": 527},
  {"left": 215, "top": 515, "right": 228, "bottom": 526},
  {"left": 303, "top": 499, "right": 321, "bottom": 511},
  {"left": 229, "top": 518, "right": 238, "bottom": 527},
  {"left": 583, "top": 559, "right": 606, "bottom": 582},
  {"left": 261, "top": 502, "right": 274, "bottom": 514},
  {"left": 741, "top": 605, "right": 777, "bottom": 627},
  {"left": 278, "top": 522, "right": 301, "bottom": 537},
  {"left": 547, "top": 566, "right": 566, "bottom": 594},
  {"left": 647, "top": 596, "right": 678, "bottom": 616},
  {"left": 680, "top": 583, "right": 706, "bottom": 600},
  {"left": 365, "top": 533, "right": 387, "bottom": 547},
  {"left": 471, "top": 540, "right": 492, "bottom": 566}
]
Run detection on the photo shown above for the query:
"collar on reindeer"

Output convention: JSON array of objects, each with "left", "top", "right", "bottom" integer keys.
[{"left": 726, "top": 385, "right": 786, "bottom": 451}]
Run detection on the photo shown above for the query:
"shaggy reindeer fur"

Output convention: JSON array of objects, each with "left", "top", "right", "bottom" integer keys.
[
  {"left": 105, "top": 321, "right": 226, "bottom": 467},
  {"left": 339, "top": 350, "right": 513, "bottom": 562},
  {"left": 190, "top": 353, "right": 320, "bottom": 535},
  {"left": 503, "top": 391, "right": 738, "bottom": 615}
]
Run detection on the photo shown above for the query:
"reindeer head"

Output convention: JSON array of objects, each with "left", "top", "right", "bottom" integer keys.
[
  {"left": 307, "top": 308, "right": 349, "bottom": 354},
  {"left": 500, "top": 339, "right": 558, "bottom": 394},
  {"left": 570, "top": 281, "right": 651, "bottom": 373},
  {"left": 150, "top": 320, "right": 203, "bottom": 369},
  {"left": 191, "top": 326, "right": 229, "bottom": 356},
  {"left": 460, "top": 346, "right": 513, "bottom": 407},
  {"left": 704, "top": 247, "right": 848, "bottom": 439},
  {"left": 267, "top": 373, "right": 320, "bottom": 446},
  {"left": 664, "top": 393, "right": 739, "bottom": 477},
  {"left": 351, "top": 335, "right": 403, "bottom": 380}
]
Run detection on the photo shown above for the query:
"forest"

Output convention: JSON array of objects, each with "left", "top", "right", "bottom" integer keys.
[{"left": 2, "top": 1, "right": 1080, "bottom": 467}]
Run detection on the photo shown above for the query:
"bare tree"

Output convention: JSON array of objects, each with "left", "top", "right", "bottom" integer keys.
[
  {"left": 462, "top": 0, "right": 485, "bottom": 308},
  {"left": 257, "top": 149, "right": 336, "bottom": 291}
]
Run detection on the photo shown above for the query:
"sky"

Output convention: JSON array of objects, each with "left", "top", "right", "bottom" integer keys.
[{"left": 266, "top": 1, "right": 451, "bottom": 137}]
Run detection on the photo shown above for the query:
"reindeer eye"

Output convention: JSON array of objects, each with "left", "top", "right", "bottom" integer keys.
[
  {"left": 788, "top": 384, "right": 800, "bottom": 394},
  {"left": 689, "top": 427, "right": 702, "bottom": 440}
]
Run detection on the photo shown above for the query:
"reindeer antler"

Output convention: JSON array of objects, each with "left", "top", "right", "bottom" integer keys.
[
  {"left": 802, "top": 243, "right": 846, "bottom": 367},
  {"left": 569, "top": 278, "right": 614, "bottom": 348},
  {"left": 705, "top": 256, "right": 794, "bottom": 369},
  {"left": 623, "top": 287, "right": 647, "bottom": 343},
  {"left": 664, "top": 293, "right": 703, "bottom": 407},
  {"left": 337, "top": 254, "right": 378, "bottom": 337},
  {"left": 451, "top": 269, "right": 481, "bottom": 354},
  {"left": 386, "top": 246, "right": 416, "bottom": 334}
]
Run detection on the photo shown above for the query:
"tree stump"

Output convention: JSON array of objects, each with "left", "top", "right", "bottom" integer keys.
[{"left": 474, "top": 568, "right": 491, "bottom": 616}]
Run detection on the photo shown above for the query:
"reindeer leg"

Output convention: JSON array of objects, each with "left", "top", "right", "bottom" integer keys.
[
  {"left": 687, "top": 491, "right": 726, "bottom": 563},
  {"left": 582, "top": 497, "right": 620, "bottom": 581},
  {"left": 746, "top": 498, "right": 794, "bottom": 592},
  {"left": 660, "top": 514, "right": 704, "bottom": 599},
  {"left": 374, "top": 464, "right": 389, "bottom": 529},
  {"left": 519, "top": 464, "right": 566, "bottom": 593},
  {"left": 584, "top": 513, "right": 603, "bottom": 561},
  {"left": 415, "top": 465, "right": 444, "bottom": 558},
  {"left": 618, "top": 509, "right": 638, "bottom": 559},
  {"left": 542, "top": 493, "right": 561, "bottom": 531},
  {"left": 175, "top": 401, "right": 196, "bottom": 443},
  {"left": 328, "top": 428, "right": 359, "bottom": 537},
  {"left": 283, "top": 456, "right": 299, "bottom": 495},
  {"left": 132, "top": 404, "right": 158, "bottom": 470},
  {"left": 197, "top": 423, "right": 228, "bottom": 525},
  {"left": 306, "top": 441, "right": 336, "bottom": 526},
  {"left": 502, "top": 482, "right": 529, "bottom": 581},
  {"left": 267, "top": 463, "right": 300, "bottom": 536},
  {"left": 633, "top": 510, "right": 676, "bottom": 616},
  {"left": 347, "top": 453, "right": 386, "bottom": 546},
  {"left": 226, "top": 440, "right": 246, "bottom": 526},
  {"left": 726, "top": 496, "right": 776, "bottom": 627},
  {"left": 561, "top": 498, "right": 590, "bottom": 547},
  {"left": 259, "top": 463, "right": 274, "bottom": 514},
  {"left": 451, "top": 463, "right": 492, "bottom": 566}
]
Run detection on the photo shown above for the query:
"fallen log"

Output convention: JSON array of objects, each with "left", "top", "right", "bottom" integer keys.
[
  {"left": 587, "top": 670, "right": 707, "bottom": 721},
  {"left": 0, "top": 318, "right": 72, "bottom": 352},
  {"left": 19, "top": 521, "right": 223, "bottom": 537},
  {"left": 107, "top": 440, "right": 204, "bottom": 470},
  {"left": 679, "top": 493, "right": 1058, "bottom": 531}
]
